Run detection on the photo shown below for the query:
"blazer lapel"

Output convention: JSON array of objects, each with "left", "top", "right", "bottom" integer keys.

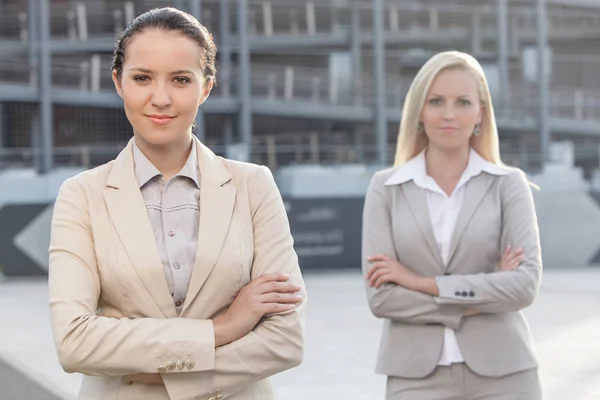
[
  {"left": 447, "top": 173, "right": 494, "bottom": 264},
  {"left": 102, "top": 139, "right": 176, "bottom": 318},
  {"left": 182, "top": 138, "right": 237, "bottom": 315},
  {"left": 402, "top": 182, "right": 444, "bottom": 269}
]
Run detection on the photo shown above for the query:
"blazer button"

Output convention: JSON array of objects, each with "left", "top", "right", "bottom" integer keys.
[
  {"left": 454, "top": 291, "right": 461, "bottom": 297},
  {"left": 461, "top": 291, "right": 468, "bottom": 297},
  {"left": 469, "top": 291, "right": 475, "bottom": 297},
  {"left": 185, "top": 358, "right": 196, "bottom": 369}
]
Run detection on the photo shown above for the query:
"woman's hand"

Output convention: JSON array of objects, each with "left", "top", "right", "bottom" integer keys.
[
  {"left": 212, "top": 273, "right": 303, "bottom": 347},
  {"left": 500, "top": 245, "right": 524, "bottom": 271},
  {"left": 366, "top": 255, "right": 424, "bottom": 291}
]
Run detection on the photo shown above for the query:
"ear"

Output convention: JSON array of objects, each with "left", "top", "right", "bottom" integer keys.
[
  {"left": 112, "top": 70, "right": 124, "bottom": 99},
  {"left": 198, "top": 78, "right": 214, "bottom": 107}
]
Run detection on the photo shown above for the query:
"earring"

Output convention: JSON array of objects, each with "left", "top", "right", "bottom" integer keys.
[
  {"left": 418, "top": 123, "right": 424, "bottom": 135},
  {"left": 473, "top": 124, "right": 481, "bottom": 136}
]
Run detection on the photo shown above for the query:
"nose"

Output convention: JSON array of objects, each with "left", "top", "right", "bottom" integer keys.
[
  {"left": 443, "top": 105, "right": 456, "bottom": 121},
  {"left": 150, "top": 82, "right": 171, "bottom": 108}
]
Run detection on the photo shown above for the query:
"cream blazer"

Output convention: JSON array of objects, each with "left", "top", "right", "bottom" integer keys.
[{"left": 48, "top": 136, "right": 306, "bottom": 400}]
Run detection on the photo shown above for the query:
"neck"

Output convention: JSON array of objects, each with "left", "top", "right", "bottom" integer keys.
[
  {"left": 425, "top": 145, "right": 470, "bottom": 181},
  {"left": 134, "top": 133, "right": 194, "bottom": 181}
]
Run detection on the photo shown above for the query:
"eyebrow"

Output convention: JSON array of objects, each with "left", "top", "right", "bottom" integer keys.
[
  {"left": 129, "top": 68, "right": 196, "bottom": 75},
  {"left": 428, "top": 93, "right": 473, "bottom": 98}
]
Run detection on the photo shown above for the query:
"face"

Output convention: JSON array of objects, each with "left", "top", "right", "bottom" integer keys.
[
  {"left": 420, "top": 68, "right": 482, "bottom": 152},
  {"left": 112, "top": 29, "right": 213, "bottom": 147}
]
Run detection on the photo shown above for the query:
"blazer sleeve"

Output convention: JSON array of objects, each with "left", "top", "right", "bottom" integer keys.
[
  {"left": 434, "top": 169, "right": 542, "bottom": 313},
  {"left": 362, "top": 171, "right": 465, "bottom": 330},
  {"left": 162, "top": 165, "right": 306, "bottom": 400},
  {"left": 48, "top": 176, "right": 216, "bottom": 377}
]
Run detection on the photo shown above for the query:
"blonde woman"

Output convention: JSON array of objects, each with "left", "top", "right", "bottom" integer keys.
[{"left": 362, "top": 51, "right": 542, "bottom": 399}]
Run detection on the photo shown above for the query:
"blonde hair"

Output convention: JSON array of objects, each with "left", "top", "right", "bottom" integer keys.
[{"left": 393, "top": 51, "right": 503, "bottom": 167}]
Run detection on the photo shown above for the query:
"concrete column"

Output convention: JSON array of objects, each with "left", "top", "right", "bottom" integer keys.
[
  {"left": 537, "top": 0, "right": 550, "bottom": 164},
  {"left": 40, "top": 0, "right": 53, "bottom": 173},
  {"left": 220, "top": 0, "right": 231, "bottom": 97},
  {"left": 497, "top": 0, "right": 509, "bottom": 118},
  {"left": 373, "top": 0, "right": 387, "bottom": 165},
  {"left": 238, "top": 0, "right": 252, "bottom": 161},
  {"left": 351, "top": 0, "right": 362, "bottom": 106}
]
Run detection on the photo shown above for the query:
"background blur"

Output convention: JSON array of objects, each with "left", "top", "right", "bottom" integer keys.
[{"left": 1, "top": 0, "right": 600, "bottom": 399}]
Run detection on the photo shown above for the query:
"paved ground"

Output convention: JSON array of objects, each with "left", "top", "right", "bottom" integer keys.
[{"left": 1, "top": 269, "right": 600, "bottom": 400}]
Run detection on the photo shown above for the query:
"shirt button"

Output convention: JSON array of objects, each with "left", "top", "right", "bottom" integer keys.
[
  {"left": 175, "top": 300, "right": 182, "bottom": 307},
  {"left": 168, "top": 230, "right": 175, "bottom": 237},
  {"left": 174, "top": 263, "right": 181, "bottom": 269}
]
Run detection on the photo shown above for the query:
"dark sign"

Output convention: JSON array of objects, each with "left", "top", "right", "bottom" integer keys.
[{"left": 283, "top": 197, "right": 364, "bottom": 270}]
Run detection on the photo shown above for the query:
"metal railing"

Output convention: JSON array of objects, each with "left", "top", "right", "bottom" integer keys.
[
  {"left": 3, "top": 132, "right": 598, "bottom": 175},
  {"left": 3, "top": 56, "right": 600, "bottom": 123},
  {"left": 2, "top": 0, "right": 600, "bottom": 42}
]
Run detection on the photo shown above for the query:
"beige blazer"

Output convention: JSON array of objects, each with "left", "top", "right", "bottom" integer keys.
[
  {"left": 362, "top": 166, "right": 542, "bottom": 379},
  {"left": 48, "top": 136, "right": 306, "bottom": 400}
]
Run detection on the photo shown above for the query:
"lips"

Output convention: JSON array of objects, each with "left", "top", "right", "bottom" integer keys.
[{"left": 146, "top": 115, "right": 175, "bottom": 126}]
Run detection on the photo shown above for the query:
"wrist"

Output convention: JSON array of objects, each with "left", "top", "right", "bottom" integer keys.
[
  {"left": 212, "top": 314, "right": 234, "bottom": 347},
  {"left": 417, "top": 277, "right": 440, "bottom": 296}
]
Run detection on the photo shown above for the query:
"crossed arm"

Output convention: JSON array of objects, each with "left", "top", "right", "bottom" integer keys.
[
  {"left": 361, "top": 170, "right": 542, "bottom": 329},
  {"left": 49, "top": 166, "right": 305, "bottom": 399}
]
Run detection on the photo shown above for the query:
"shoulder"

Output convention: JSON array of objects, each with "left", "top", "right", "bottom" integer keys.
[
  {"left": 495, "top": 165, "right": 530, "bottom": 187},
  {"left": 57, "top": 161, "right": 115, "bottom": 199},
  {"left": 370, "top": 167, "right": 398, "bottom": 187},
  {"left": 219, "top": 157, "right": 273, "bottom": 187},
  {"left": 218, "top": 158, "right": 278, "bottom": 207},
  {"left": 360, "top": 167, "right": 398, "bottom": 204},
  {"left": 493, "top": 165, "right": 537, "bottom": 201}
]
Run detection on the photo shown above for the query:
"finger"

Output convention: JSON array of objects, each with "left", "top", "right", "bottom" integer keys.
[
  {"left": 256, "top": 281, "right": 301, "bottom": 295},
  {"left": 260, "top": 292, "right": 303, "bottom": 304},
  {"left": 369, "top": 267, "right": 390, "bottom": 287},
  {"left": 253, "top": 273, "right": 290, "bottom": 286},
  {"left": 374, "top": 273, "right": 394, "bottom": 289},
  {"left": 509, "top": 248, "right": 524, "bottom": 257},
  {"left": 368, "top": 254, "right": 391, "bottom": 263},
  {"left": 366, "top": 263, "right": 387, "bottom": 280},
  {"left": 504, "top": 245, "right": 512, "bottom": 255},
  {"left": 262, "top": 302, "right": 298, "bottom": 314},
  {"left": 505, "top": 248, "right": 524, "bottom": 260},
  {"left": 506, "top": 249, "right": 523, "bottom": 261},
  {"left": 506, "top": 251, "right": 525, "bottom": 265},
  {"left": 368, "top": 266, "right": 389, "bottom": 286}
]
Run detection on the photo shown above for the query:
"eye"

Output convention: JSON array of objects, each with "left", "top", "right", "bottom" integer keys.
[
  {"left": 174, "top": 77, "right": 191, "bottom": 84},
  {"left": 133, "top": 75, "right": 150, "bottom": 83},
  {"left": 429, "top": 98, "right": 442, "bottom": 105},
  {"left": 459, "top": 99, "right": 471, "bottom": 106}
]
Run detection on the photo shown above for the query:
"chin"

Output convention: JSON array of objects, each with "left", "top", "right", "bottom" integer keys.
[
  {"left": 136, "top": 128, "right": 187, "bottom": 147},
  {"left": 431, "top": 138, "right": 470, "bottom": 152}
]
